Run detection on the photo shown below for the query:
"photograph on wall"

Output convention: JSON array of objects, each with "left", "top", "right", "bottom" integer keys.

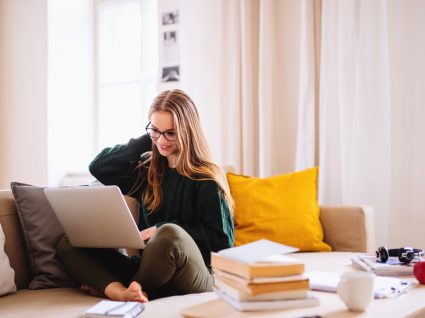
[
  {"left": 161, "top": 66, "right": 180, "bottom": 82},
  {"left": 164, "top": 31, "right": 177, "bottom": 44},
  {"left": 163, "top": 31, "right": 179, "bottom": 64},
  {"left": 162, "top": 10, "right": 179, "bottom": 25}
]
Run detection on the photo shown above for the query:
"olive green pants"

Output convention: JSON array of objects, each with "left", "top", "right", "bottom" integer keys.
[{"left": 57, "top": 224, "right": 213, "bottom": 299}]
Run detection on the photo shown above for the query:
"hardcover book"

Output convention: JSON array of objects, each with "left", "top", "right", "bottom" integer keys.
[
  {"left": 214, "top": 268, "right": 306, "bottom": 285},
  {"left": 214, "top": 275, "right": 309, "bottom": 296},
  {"left": 211, "top": 252, "right": 304, "bottom": 280},
  {"left": 214, "top": 277, "right": 309, "bottom": 301},
  {"left": 214, "top": 288, "right": 319, "bottom": 312}
]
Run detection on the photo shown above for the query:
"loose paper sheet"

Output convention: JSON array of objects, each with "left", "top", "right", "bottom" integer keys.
[{"left": 218, "top": 239, "right": 299, "bottom": 264}]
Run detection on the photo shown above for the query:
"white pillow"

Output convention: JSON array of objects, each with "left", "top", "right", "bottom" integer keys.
[{"left": 0, "top": 223, "right": 17, "bottom": 296}]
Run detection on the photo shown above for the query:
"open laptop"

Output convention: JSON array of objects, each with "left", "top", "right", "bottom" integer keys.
[{"left": 44, "top": 186, "right": 145, "bottom": 249}]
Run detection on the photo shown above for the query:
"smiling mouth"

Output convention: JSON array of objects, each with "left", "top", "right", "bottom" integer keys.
[{"left": 158, "top": 145, "right": 171, "bottom": 150}]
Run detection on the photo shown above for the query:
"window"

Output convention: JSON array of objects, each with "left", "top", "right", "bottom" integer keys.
[{"left": 96, "top": 0, "right": 159, "bottom": 150}]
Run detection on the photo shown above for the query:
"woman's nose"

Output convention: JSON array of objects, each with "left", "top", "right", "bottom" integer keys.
[{"left": 157, "top": 134, "right": 167, "bottom": 143}]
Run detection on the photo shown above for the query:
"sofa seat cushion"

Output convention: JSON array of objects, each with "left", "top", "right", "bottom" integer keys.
[
  {"left": 0, "top": 287, "right": 217, "bottom": 318},
  {"left": 0, "top": 288, "right": 99, "bottom": 318}
]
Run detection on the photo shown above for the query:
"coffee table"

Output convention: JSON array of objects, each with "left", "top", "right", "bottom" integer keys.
[{"left": 181, "top": 252, "right": 425, "bottom": 318}]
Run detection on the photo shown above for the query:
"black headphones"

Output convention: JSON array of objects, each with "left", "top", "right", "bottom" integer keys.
[{"left": 376, "top": 246, "right": 424, "bottom": 264}]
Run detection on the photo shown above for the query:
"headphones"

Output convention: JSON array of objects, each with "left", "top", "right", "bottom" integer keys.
[{"left": 376, "top": 246, "right": 424, "bottom": 264}]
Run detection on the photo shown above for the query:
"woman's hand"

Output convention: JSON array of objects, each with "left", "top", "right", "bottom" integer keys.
[{"left": 140, "top": 225, "right": 158, "bottom": 241}]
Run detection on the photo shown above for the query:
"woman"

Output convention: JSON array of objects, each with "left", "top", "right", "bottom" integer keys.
[{"left": 57, "top": 89, "right": 234, "bottom": 302}]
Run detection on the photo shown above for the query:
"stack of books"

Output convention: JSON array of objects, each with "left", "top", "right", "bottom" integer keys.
[{"left": 211, "top": 240, "right": 319, "bottom": 311}]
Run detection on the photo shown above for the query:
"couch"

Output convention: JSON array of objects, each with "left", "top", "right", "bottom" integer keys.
[{"left": 0, "top": 189, "right": 375, "bottom": 318}]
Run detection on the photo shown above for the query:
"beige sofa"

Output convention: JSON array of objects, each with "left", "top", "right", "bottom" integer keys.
[{"left": 0, "top": 189, "right": 375, "bottom": 318}]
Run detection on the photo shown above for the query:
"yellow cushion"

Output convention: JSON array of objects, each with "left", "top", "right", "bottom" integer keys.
[{"left": 227, "top": 167, "right": 331, "bottom": 252}]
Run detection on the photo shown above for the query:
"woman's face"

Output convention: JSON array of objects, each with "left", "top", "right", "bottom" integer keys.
[{"left": 149, "top": 111, "right": 178, "bottom": 166}]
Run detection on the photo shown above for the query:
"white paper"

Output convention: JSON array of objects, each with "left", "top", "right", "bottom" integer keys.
[
  {"left": 218, "top": 239, "right": 299, "bottom": 264},
  {"left": 306, "top": 271, "right": 416, "bottom": 299}
]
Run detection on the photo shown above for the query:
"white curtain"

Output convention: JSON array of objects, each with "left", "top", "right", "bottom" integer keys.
[
  {"left": 319, "top": 0, "right": 391, "bottom": 246},
  {"left": 215, "top": 0, "right": 315, "bottom": 177}
]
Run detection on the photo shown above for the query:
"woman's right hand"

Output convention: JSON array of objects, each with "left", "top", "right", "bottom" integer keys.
[{"left": 140, "top": 225, "right": 158, "bottom": 241}]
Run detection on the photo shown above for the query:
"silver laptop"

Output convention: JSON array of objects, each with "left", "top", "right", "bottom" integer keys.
[{"left": 44, "top": 186, "right": 145, "bottom": 249}]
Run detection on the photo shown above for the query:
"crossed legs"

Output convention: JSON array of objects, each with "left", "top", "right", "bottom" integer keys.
[{"left": 57, "top": 224, "right": 212, "bottom": 301}]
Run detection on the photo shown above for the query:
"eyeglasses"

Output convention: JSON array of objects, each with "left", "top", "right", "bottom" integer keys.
[{"left": 145, "top": 123, "right": 177, "bottom": 141}]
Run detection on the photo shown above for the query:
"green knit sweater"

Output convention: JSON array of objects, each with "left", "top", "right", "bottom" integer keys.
[{"left": 88, "top": 134, "right": 234, "bottom": 266}]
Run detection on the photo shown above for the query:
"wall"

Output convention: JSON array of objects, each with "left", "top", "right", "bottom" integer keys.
[
  {"left": 0, "top": 0, "right": 48, "bottom": 188},
  {"left": 388, "top": 0, "right": 425, "bottom": 247}
]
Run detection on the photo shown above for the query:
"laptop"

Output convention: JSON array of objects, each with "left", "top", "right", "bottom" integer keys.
[{"left": 44, "top": 186, "right": 145, "bottom": 249}]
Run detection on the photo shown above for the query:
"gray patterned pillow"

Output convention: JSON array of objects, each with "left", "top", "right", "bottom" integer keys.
[{"left": 10, "top": 182, "right": 76, "bottom": 289}]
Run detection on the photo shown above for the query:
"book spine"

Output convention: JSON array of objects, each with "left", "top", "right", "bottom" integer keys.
[
  {"left": 217, "top": 275, "right": 309, "bottom": 296},
  {"left": 250, "top": 263, "right": 305, "bottom": 278},
  {"left": 211, "top": 253, "right": 250, "bottom": 279}
]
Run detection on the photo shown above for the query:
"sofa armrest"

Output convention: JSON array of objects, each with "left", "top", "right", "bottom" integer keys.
[{"left": 320, "top": 205, "right": 375, "bottom": 253}]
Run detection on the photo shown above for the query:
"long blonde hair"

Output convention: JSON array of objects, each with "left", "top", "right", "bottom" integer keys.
[{"left": 141, "top": 89, "right": 234, "bottom": 213}]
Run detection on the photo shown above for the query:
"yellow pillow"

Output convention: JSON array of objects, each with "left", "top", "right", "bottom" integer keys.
[{"left": 227, "top": 167, "right": 331, "bottom": 252}]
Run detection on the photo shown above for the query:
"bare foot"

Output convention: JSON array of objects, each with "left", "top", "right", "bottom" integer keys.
[
  {"left": 104, "top": 281, "right": 148, "bottom": 302},
  {"left": 81, "top": 284, "right": 101, "bottom": 297}
]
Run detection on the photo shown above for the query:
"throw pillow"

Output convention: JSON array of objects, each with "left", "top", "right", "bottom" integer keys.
[
  {"left": 0, "top": 223, "right": 17, "bottom": 296},
  {"left": 227, "top": 167, "right": 331, "bottom": 252},
  {"left": 10, "top": 182, "right": 76, "bottom": 289}
]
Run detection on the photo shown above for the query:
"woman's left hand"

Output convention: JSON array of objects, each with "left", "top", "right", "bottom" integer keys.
[{"left": 140, "top": 226, "right": 158, "bottom": 241}]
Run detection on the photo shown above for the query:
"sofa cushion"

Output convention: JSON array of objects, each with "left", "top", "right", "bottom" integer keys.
[
  {"left": 10, "top": 182, "right": 76, "bottom": 289},
  {"left": 0, "top": 287, "right": 217, "bottom": 318},
  {"left": 0, "top": 223, "right": 16, "bottom": 296},
  {"left": 227, "top": 167, "right": 331, "bottom": 252}
]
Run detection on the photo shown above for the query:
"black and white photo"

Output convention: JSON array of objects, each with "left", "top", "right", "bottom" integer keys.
[
  {"left": 162, "top": 10, "right": 179, "bottom": 25},
  {"left": 161, "top": 66, "right": 180, "bottom": 82}
]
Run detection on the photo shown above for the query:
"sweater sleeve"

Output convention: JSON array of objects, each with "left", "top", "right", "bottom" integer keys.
[
  {"left": 88, "top": 134, "right": 152, "bottom": 195},
  {"left": 156, "top": 180, "right": 234, "bottom": 266}
]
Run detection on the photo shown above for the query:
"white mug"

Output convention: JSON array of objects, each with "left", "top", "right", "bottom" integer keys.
[{"left": 337, "top": 271, "right": 375, "bottom": 312}]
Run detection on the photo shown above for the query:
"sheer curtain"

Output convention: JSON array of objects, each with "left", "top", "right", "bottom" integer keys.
[
  {"left": 318, "top": 0, "right": 391, "bottom": 245},
  {"left": 216, "top": 0, "right": 316, "bottom": 177}
]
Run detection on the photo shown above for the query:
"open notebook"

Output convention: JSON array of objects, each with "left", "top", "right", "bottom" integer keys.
[{"left": 305, "top": 271, "right": 417, "bottom": 299}]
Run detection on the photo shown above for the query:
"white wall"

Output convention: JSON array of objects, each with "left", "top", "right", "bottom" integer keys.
[
  {"left": 0, "top": 0, "right": 48, "bottom": 188},
  {"left": 388, "top": 0, "right": 425, "bottom": 247}
]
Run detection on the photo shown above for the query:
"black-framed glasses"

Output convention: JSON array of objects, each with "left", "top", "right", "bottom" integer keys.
[{"left": 145, "top": 122, "right": 177, "bottom": 141}]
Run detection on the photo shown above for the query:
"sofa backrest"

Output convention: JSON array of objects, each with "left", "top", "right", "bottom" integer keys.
[{"left": 0, "top": 190, "right": 32, "bottom": 289}]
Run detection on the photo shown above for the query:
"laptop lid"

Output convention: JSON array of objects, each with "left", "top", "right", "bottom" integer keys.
[{"left": 44, "top": 186, "right": 145, "bottom": 249}]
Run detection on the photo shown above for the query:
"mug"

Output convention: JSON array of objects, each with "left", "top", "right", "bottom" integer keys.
[{"left": 337, "top": 271, "right": 375, "bottom": 312}]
